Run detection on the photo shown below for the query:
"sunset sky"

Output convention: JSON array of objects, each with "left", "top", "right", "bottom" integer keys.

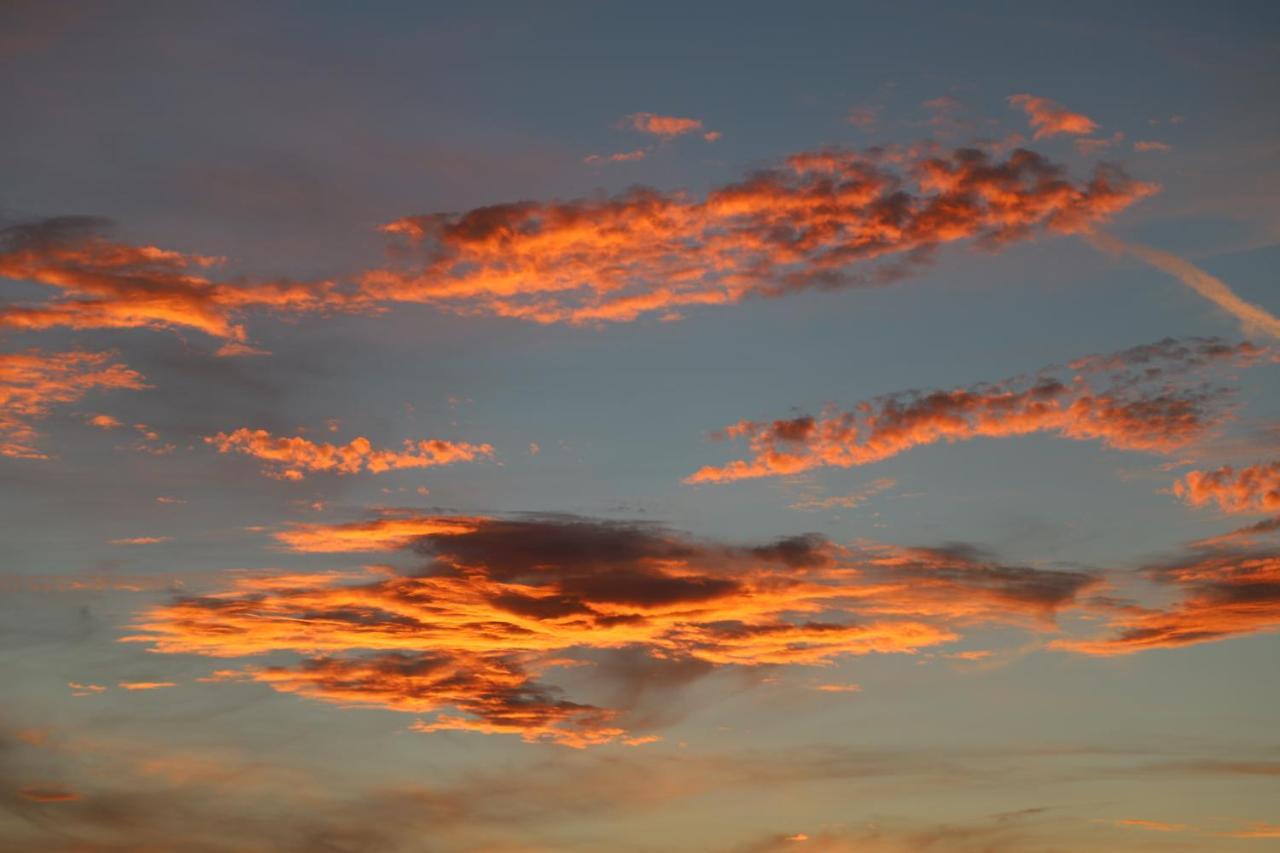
[{"left": 2, "top": 2, "right": 1279, "bottom": 851}]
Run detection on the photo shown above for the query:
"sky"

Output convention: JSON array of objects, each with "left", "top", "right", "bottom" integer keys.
[{"left": 1, "top": 1, "right": 1279, "bottom": 850}]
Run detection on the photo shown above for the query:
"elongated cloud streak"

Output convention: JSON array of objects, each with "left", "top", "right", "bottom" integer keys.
[
  {"left": 1007, "top": 94, "right": 1099, "bottom": 139},
  {"left": 0, "top": 216, "right": 354, "bottom": 345},
  {"left": 127, "top": 516, "right": 1097, "bottom": 746},
  {"left": 4, "top": 144, "right": 1153, "bottom": 337},
  {"left": 1175, "top": 461, "right": 1280, "bottom": 514},
  {"left": 622, "top": 113, "right": 705, "bottom": 138},
  {"left": 1087, "top": 232, "right": 1280, "bottom": 340},
  {"left": 687, "top": 338, "right": 1258, "bottom": 484},
  {"left": 205, "top": 428, "right": 493, "bottom": 480},
  {"left": 363, "top": 145, "right": 1154, "bottom": 324},
  {"left": 1057, "top": 547, "right": 1280, "bottom": 655},
  {"left": 0, "top": 349, "right": 147, "bottom": 459}
]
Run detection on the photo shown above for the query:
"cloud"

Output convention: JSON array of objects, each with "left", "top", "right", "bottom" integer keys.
[
  {"left": 116, "top": 681, "right": 176, "bottom": 690},
  {"left": 584, "top": 149, "right": 648, "bottom": 165},
  {"left": 108, "top": 537, "right": 172, "bottom": 545},
  {"left": 66, "top": 682, "right": 106, "bottom": 696},
  {"left": 3, "top": 138, "right": 1156, "bottom": 337},
  {"left": 1189, "top": 515, "right": 1280, "bottom": 549},
  {"left": 17, "top": 786, "right": 81, "bottom": 803},
  {"left": 1056, "top": 546, "right": 1280, "bottom": 655},
  {"left": 125, "top": 516, "right": 1097, "bottom": 746},
  {"left": 789, "top": 478, "right": 897, "bottom": 511},
  {"left": 1133, "top": 140, "right": 1172, "bottom": 153},
  {"left": 1225, "top": 822, "right": 1280, "bottom": 839},
  {"left": 363, "top": 144, "right": 1155, "bottom": 325},
  {"left": 1073, "top": 132, "right": 1124, "bottom": 157},
  {"left": 273, "top": 514, "right": 486, "bottom": 552},
  {"left": 1175, "top": 461, "right": 1280, "bottom": 514},
  {"left": 1007, "top": 94, "right": 1099, "bottom": 139},
  {"left": 1115, "top": 818, "right": 1189, "bottom": 832},
  {"left": 1086, "top": 232, "right": 1280, "bottom": 340},
  {"left": 205, "top": 428, "right": 493, "bottom": 480},
  {"left": 0, "top": 348, "right": 147, "bottom": 459},
  {"left": 921, "top": 96, "right": 969, "bottom": 133},
  {"left": 686, "top": 338, "right": 1257, "bottom": 484},
  {"left": 622, "top": 112, "right": 705, "bottom": 138},
  {"left": 86, "top": 413, "right": 122, "bottom": 429},
  {"left": 845, "top": 106, "right": 881, "bottom": 130},
  {"left": 0, "top": 216, "right": 353, "bottom": 344}
]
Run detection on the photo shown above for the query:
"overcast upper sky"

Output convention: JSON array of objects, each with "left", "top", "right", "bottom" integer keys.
[{"left": 2, "top": 2, "right": 1279, "bottom": 850}]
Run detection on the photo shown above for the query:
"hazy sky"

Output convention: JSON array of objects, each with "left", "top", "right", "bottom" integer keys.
[{"left": 2, "top": 2, "right": 1279, "bottom": 851}]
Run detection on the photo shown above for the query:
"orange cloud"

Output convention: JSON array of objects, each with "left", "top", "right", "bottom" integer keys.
[
  {"left": 1057, "top": 548, "right": 1280, "bottom": 655},
  {"left": 205, "top": 428, "right": 493, "bottom": 480},
  {"left": 623, "top": 112, "right": 704, "bottom": 138},
  {"left": 108, "top": 536, "right": 172, "bottom": 545},
  {"left": 117, "top": 681, "right": 177, "bottom": 690},
  {"left": 18, "top": 786, "right": 81, "bottom": 803},
  {"left": 789, "top": 478, "right": 896, "bottom": 511},
  {"left": 1133, "top": 140, "right": 1172, "bottom": 153},
  {"left": 1115, "top": 819, "right": 1189, "bottom": 832},
  {"left": 687, "top": 338, "right": 1258, "bottom": 484},
  {"left": 1189, "top": 515, "right": 1280, "bottom": 549},
  {"left": 4, "top": 137, "right": 1154, "bottom": 339},
  {"left": 86, "top": 412, "right": 122, "bottom": 429},
  {"left": 1226, "top": 822, "right": 1280, "bottom": 839},
  {"left": 67, "top": 682, "right": 106, "bottom": 696},
  {"left": 363, "top": 144, "right": 1154, "bottom": 325},
  {"left": 273, "top": 514, "right": 485, "bottom": 552},
  {"left": 1007, "top": 94, "right": 1099, "bottom": 139},
  {"left": 584, "top": 149, "right": 648, "bottom": 164},
  {"left": 1175, "top": 461, "right": 1280, "bottom": 514},
  {"left": 127, "top": 517, "right": 1097, "bottom": 746},
  {"left": 0, "top": 348, "right": 147, "bottom": 459},
  {"left": 0, "top": 216, "right": 356, "bottom": 345}
]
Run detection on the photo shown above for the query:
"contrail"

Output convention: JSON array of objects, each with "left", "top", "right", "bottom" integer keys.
[{"left": 1087, "top": 231, "right": 1280, "bottom": 340}]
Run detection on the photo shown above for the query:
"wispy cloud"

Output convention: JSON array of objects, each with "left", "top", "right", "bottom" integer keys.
[
  {"left": 1007, "top": 94, "right": 1099, "bottom": 139},
  {"left": 687, "top": 338, "right": 1258, "bottom": 484},
  {"left": 1086, "top": 231, "right": 1280, "bottom": 340},
  {"left": 621, "top": 112, "right": 707, "bottom": 138},
  {"left": 0, "top": 349, "right": 147, "bottom": 459},
  {"left": 205, "top": 428, "right": 492, "bottom": 480}
]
